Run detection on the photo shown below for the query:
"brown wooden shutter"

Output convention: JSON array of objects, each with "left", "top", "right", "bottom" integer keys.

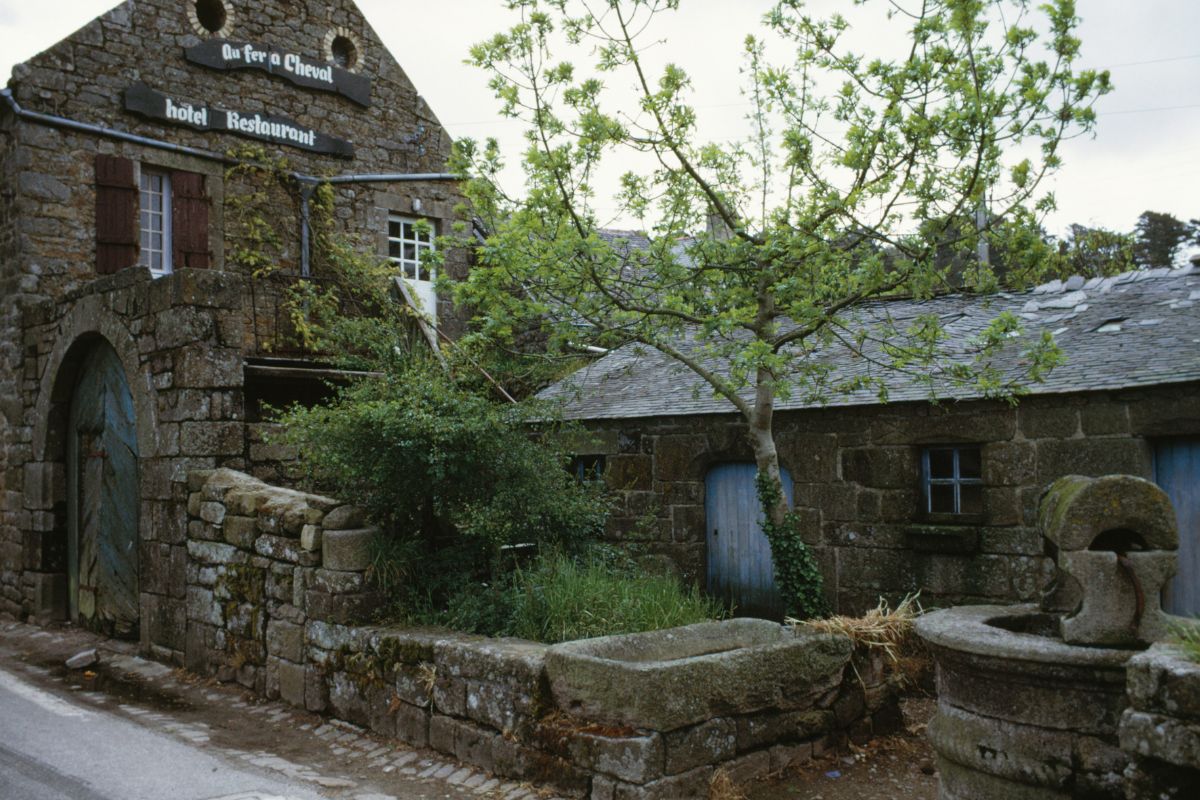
[
  {"left": 94, "top": 154, "right": 138, "bottom": 274},
  {"left": 171, "top": 171, "right": 211, "bottom": 269}
]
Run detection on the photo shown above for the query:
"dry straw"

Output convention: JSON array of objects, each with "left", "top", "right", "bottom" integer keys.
[{"left": 789, "top": 593, "right": 924, "bottom": 663}]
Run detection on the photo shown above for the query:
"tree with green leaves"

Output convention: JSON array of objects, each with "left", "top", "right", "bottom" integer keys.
[
  {"left": 1056, "top": 223, "right": 1136, "bottom": 278},
  {"left": 452, "top": 0, "right": 1109, "bottom": 617},
  {"left": 1133, "top": 210, "right": 1195, "bottom": 268}
]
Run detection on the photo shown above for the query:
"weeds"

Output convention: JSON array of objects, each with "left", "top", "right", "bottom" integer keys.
[{"left": 1169, "top": 618, "right": 1200, "bottom": 663}]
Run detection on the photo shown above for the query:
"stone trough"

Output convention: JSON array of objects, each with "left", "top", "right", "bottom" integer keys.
[{"left": 545, "top": 618, "right": 852, "bottom": 731}]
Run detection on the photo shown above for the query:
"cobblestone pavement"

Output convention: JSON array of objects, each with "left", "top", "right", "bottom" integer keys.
[{"left": 0, "top": 619, "right": 566, "bottom": 800}]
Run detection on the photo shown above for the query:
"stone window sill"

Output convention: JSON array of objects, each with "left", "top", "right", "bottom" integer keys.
[{"left": 904, "top": 524, "right": 980, "bottom": 554}]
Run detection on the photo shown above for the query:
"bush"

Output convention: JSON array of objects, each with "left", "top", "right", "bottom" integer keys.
[{"left": 279, "top": 364, "right": 610, "bottom": 613}]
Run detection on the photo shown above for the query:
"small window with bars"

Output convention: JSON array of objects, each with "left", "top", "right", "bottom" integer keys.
[
  {"left": 387, "top": 216, "right": 435, "bottom": 282},
  {"left": 139, "top": 170, "right": 172, "bottom": 276},
  {"left": 569, "top": 455, "right": 606, "bottom": 485},
  {"left": 922, "top": 446, "right": 983, "bottom": 515}
]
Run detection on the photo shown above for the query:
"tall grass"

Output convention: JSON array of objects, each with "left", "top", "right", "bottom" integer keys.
[{"left": 505, "top": 552, "right": 727, "bottom": 644}]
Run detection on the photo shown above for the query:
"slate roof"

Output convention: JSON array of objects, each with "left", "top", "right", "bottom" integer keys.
[{"left": 539, "top": 264, "right": 1200, "bottom": 420}]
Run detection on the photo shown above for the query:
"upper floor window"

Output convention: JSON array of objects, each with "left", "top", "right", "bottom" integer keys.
[
  {"left": 388, "top": 215, "right": 437, "bottom": 323},
  {"left": 139, "top": 170, "right": 172, "bottom": 277},
  {"left": 922, "top": 445, "right": 983, "bottom": 515},
  {"left": 388, "top": 216, "right": 435, "bottom": 282},
  {"left": 94, "top": 155, "right": 211, "bottom": 276}
]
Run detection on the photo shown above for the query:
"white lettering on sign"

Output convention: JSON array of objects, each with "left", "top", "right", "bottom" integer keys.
[
  {"left": 224, "top": 111, "right": 317, "bottom": 147},
  {"left": 165, "top": 96, "right": 208, "bottom": 127},
  {"left": 284, "top": 54, "right": 334, "bottom": 84}
]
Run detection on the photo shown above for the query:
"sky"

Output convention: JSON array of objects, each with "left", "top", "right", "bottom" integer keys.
[{"left": 1, "top": 0, "right": 1198, "bottom": 244}]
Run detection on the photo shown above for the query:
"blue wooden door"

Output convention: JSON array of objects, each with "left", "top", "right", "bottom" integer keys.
[
  {"left": 68, "top": 342, "right": 140, "bottom": 639},
  {"left": 1154, "top": 439, "right": 1199, "bottom": 616},
  {"left": 705, "top": 464, "right": 794, "bottom": 620}
]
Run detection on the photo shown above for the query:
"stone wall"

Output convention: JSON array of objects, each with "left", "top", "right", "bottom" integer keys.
[
  {"left": 1121, "top": 643, "right": 1200, "bottom": 797},
  {"left": 0, "top": 267, "right": 249, "bottom": 636},
  {"left": 0, "top": 0, "right": 471, "bottom": 628},
  {"left": 6, "top": 0, "right": 469, "bottom": 322},
  {"left": 574, "top": 382, "right": 1200, "bottom": 614},
  {"left": 181, "top": 469, "right": 904, "bottom": 799}
]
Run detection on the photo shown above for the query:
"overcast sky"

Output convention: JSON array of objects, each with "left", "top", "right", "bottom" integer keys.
[{"left": 2, "top": 0, "right": 1198, "bottom": 243}]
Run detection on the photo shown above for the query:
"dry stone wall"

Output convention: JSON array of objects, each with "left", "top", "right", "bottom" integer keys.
[
  {"left": 181, "top": 468, "right": 904, "bottom": 798},
  {"left": 1121, "top": 644, "right": 1200, "bottom": 797}
]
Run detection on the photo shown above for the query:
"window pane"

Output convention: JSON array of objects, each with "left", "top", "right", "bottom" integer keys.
[
  {"left": 389, "top": 220, "right": 401, "bottom": 237},
  {"left": 929, "top": 484, "right": 956, "bottom": 513},
  {"left": 960, "top": 484, "right": 984, "bottom": 515},
  {"left": 388, "top": 242, "right": 401, "bottom": 258},
  {"left": 959, "top": 447, "right": 982, "bottom": 479},
  {"left": 418, "top": 265, "right": 430, "bottom": 281},
  {"left": 404, "top": 243, "right": 416, "bottom": 261},
  {"left": 928, "top": 449, "right": 955, "bottom": 479}
]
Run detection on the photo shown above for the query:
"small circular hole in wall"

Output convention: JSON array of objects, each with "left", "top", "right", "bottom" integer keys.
[
  {"left": 331, "top": 35, "right": 358, "bottom": 69},
  {"left": 195, "top": 0, "right": 227, "bottom": 34}
]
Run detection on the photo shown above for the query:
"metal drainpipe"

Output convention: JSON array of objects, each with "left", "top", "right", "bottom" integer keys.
[
  {"left": 1, "top": 87, "right": 235, "bottom": 164},
  {"left": 2, "top": 88, "right": 458, "bottom": 188}
]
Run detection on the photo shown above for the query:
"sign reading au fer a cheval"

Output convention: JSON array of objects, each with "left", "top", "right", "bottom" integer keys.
[
  {"left": 185, "top": 40, "right": 372, "bottom": 107},
  {"left": 124, "top": 84, "right": 354, "bottom": 158}
]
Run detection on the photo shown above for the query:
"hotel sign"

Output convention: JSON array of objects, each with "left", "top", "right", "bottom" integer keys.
[
  {"left": 124, "top": 83, "right": 354, "bottom": 158},
  {"left": 185, "top": 40, "right": 372, "bottom": 107}
]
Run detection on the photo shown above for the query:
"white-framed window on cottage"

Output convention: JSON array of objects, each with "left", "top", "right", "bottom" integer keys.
[
  {"left": 388, "top": 215, "right": 437, "bottom": 323},
  {"left": 138, "top": 169, "right": 172, "bottom": 277}
]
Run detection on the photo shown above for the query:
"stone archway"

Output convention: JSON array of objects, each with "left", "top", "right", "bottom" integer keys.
[{"left": 66, "top": 339, "right": 140, "bottom": 637}]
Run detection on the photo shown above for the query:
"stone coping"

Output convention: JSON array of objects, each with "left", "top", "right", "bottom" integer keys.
[{"left": 915, "top": 604, "right": 1137, "bottom": 668}]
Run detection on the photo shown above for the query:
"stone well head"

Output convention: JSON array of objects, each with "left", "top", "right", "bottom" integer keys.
[{"left": 1038, "top": 475, "right": 1178, "bottom": 648}]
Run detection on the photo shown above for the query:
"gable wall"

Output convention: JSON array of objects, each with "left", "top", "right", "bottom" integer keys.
[
  {"left": 576, "top": 383, "right": 1200, "bottom": 615},
  {"left": 0, "top": 0, "right": 468, "bottom": 636}
]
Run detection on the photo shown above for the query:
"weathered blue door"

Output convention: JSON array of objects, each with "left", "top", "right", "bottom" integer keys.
[
  {"left": 705, "top": 464, "right": 794, "bottom": 620},
  {"left": 1155, "top": 439, "right": 1199, "bottom": 616},
  {"left": 68, "top": 342, "right": 140, "bottom": 638}
]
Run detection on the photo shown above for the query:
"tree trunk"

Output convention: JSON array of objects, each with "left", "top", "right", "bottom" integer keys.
[{"left": 749, "top": 367, "right": 788, "bottom": 526}]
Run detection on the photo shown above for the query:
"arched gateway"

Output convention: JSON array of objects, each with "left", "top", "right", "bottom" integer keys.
[{"left": 66, "top": 340, "right": 140, "bottom": 638}]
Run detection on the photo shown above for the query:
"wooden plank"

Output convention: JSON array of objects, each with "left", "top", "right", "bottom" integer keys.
[
  {"left": 1155, "top": 439, "right": 1200, "bottom": 616},
  {"left": 705, "top": 464, "right": 792, "bottom": 620}
]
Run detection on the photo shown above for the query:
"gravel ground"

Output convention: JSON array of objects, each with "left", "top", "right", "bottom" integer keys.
[{"left": 746, "top": 697, "right": 939, "bottom": 800}]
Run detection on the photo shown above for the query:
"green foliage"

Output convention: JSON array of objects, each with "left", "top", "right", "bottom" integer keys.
[
  {"left": 1134, "top": 211, "right": 1198, "bottom": 268},
  {"left": 470, "top": 550, "right": 727, "bottom": 643},
  {"left": 1055, "top": 224, "right": 1137, "bottom": 278},
  {"left": 1169, "top": 618, "right": 1200, "bottom": 664},
  {"left": 755, "top": 472, "right": 828, "bottom": 621},
  {"left": 278, "top": 365, "right": 610, "bottom": 612}
]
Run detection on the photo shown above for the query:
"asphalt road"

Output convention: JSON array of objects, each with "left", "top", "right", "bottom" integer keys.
[{"left": 0, "top": 665, "right": 322, "bottom": 800}]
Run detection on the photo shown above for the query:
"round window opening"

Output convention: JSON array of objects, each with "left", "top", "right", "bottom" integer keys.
[
  {"left": 331, "top": 35, "right": 358, "bottom": 69},
  {"left": 195, "top": 0, "right": 227, "bottom": 34}
]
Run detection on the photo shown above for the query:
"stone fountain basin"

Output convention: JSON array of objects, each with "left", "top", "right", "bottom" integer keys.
[
  {"left": 917, "top": 605, "right": 1139, "bottom": 799},
  {"left": 544, "top": 618, "right": 851, "bottom": 731}
]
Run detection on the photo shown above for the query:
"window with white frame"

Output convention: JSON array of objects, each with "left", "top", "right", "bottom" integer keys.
[
  {"left": 138, "top": 170, "right": 172, "bottom": 276},
  {"left": 388, "top": 215, "right": 437, "bottom": 322},
  {"left": 922, "top": 445, "right": 984, "bottom": 515},
  {"left": 387, "top": 215, "right": 435, "bottom": 282}
]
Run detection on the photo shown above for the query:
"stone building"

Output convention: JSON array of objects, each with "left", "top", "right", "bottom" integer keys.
[
  {"left": 542, "top": 267, "right": 1200, "bottom": 618},
  {"left": 0, "top": 0, "right": 467, "bottom": 656}
]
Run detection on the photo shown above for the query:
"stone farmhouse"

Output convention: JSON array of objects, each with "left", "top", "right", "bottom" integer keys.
[
  {"left": 2, "top": 0, "right": 1198, "bottom": 663},
  {"left": 541, "top": 266, "right": 1200, "bottom": 618},
  {"left": 0, "top": 0, "right": 468, "bottom": 652}
]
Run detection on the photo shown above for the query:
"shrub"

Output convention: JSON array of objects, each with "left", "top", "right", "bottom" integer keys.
[{"left": 279, "top": 365, "right": 609, "bottom": 613}]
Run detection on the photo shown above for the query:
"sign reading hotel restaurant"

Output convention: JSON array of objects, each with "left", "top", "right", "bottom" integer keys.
[
  {"left": 124, "top": 84, "right": 354, "bottom": 158},
  {"left": 185, "top": 40, "right": 372, "bottom": 107}
]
